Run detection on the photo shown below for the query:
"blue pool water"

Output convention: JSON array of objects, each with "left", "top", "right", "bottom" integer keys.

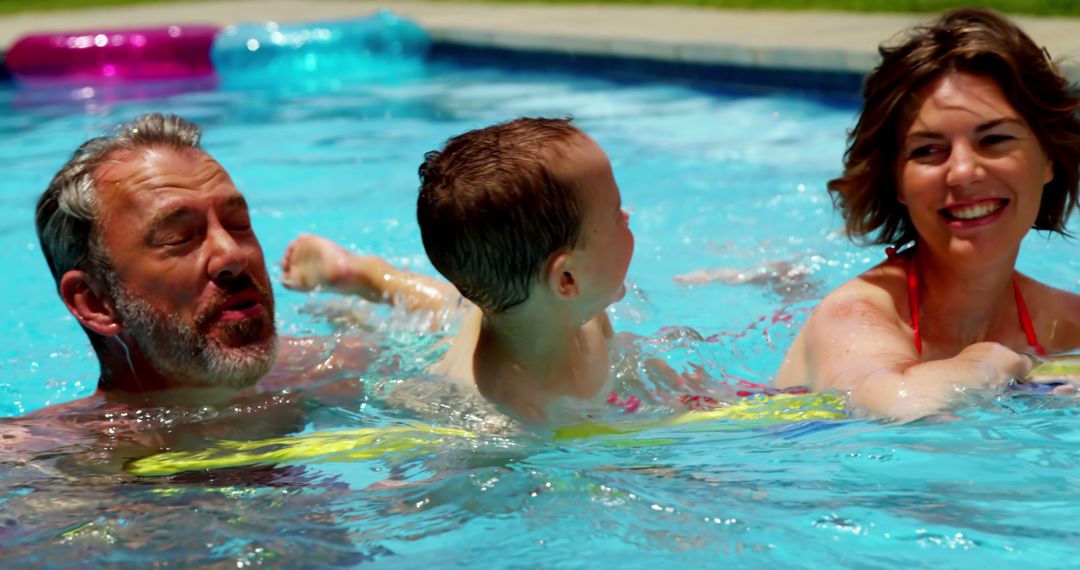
[{"left": 1, "top": 41, "right": 1079, "bottom": 568}]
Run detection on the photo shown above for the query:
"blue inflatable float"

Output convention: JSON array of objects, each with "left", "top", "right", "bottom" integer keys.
[{"left": 212, "top": 10, "right": 430, "bottom": 82}]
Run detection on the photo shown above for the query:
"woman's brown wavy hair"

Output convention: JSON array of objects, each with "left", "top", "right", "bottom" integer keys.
[{"left": 831, "top": 7, "right": 1080, "bottom": 246}]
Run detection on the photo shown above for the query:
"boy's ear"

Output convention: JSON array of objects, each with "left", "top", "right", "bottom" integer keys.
[
  {"left": 60, "top": 270, "right": 121, "bottom": 337},
  {"left": 544, "top": 251, "right": 579, "bottom": 299}
]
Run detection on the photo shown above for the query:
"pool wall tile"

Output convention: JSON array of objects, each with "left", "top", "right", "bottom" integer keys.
[{"left": 428, "top": 40, "right": 866, "bottom": 99}]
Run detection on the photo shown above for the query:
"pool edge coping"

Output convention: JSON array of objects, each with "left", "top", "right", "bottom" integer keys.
[{"left": 4, "top": 2, "right": 1080, "bottom": 90}]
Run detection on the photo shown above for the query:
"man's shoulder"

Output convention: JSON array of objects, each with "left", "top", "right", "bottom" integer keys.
[
  {"left": 5, "top": 393, "right": 112, "bottom": 455},
  {"left": 23, "top": 392, "right": 106, "bottom": 419},
  {"left": 260, "top": 335, "right": 378, "bottom": 391}
]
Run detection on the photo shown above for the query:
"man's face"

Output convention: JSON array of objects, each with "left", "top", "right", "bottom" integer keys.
[{"left": 94, "top": 146, "right": 277, "bottom": 389}]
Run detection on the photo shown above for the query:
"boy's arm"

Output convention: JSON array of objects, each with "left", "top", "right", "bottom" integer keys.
[{"left": 280, "top": 234, "right": 461, "bottom": 312}]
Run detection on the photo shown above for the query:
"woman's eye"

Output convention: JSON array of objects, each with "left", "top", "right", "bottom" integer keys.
[
  {"left": 908, "top": 145, "right": 939, "bottom": 159},
  {"left": 981, "top": 134, "right": 1014, "bottom": 146}
]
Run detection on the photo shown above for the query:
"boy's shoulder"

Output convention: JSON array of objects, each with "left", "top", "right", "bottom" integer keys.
[
  {"left": 430, "top": 306, "right": 483, "bottom": 382},
  {"left": 600, "top": 310, "right": 615, "bottom": 339},
  {"left": 568, "top": 311, "right": 616, "bottom": 356}
]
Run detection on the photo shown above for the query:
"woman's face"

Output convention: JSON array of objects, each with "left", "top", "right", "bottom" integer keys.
[{"left": 897, "top": 71, "right": 1053, "bottom": 262}]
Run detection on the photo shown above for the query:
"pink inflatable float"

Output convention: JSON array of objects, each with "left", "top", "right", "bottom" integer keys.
[{"left": 6, "top": 25, "right": 218, "bottom": 86}]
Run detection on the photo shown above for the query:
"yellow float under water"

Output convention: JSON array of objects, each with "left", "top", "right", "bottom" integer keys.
[
  {"left": 1028, "top": 354, "right": 1080, "bottom": 379},
  {"left": 127, "top": 423, "right": 477, "bottom": 476},
  {"left": 126, "top": 392, "right": 849, "bottom": 477},
  {"left": 551, "top": 392, "right": 848, "bottom": 440},
  {"left": 126, "top": 354, "right": 1080, "bottom": 478}
]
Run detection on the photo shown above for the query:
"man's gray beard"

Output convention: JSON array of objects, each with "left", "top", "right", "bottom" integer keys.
[{"left": 111, "top": 285, "right": 278, "bottom": 390}]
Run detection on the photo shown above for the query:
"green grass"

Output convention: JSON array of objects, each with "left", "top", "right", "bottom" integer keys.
[
  {"left": 0, "top": 0, "right": 194, "bottom": 16},
  {"left": 1, "top": 0, "right": 1079, "bottom": 17}
]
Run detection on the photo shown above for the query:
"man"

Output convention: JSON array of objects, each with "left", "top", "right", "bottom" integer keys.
[
  {"left": 0, "top": 115, "right": 376, "bottom": 566},
  {"left": 7, "top": 113, "right": 368, "bottom": 453},
  {"left": 38, "top": 112, "right": 278, "bottom": 397}
]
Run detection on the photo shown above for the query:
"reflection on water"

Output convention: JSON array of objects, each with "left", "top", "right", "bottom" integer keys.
[{"left": 3, "top": 306, "right": 1078, "bottom": 566}]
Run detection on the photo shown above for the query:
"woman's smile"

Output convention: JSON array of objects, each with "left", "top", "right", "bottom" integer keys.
[{"left": 939, "top": 197, "right": 1009, "bottom": 227}]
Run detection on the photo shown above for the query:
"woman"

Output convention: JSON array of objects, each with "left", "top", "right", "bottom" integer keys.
[{"left": 775, "top": 8, "right": 1080, "bottom": 419}]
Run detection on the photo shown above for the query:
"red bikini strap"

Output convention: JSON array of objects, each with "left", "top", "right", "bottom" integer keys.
[
  {"left": 1012, "top": 277, "right": 1047, "bottom": 357},
  {"left": 906, "top": 254, "right": 922, "bottom": 355},
  {"left": 889, "top": 249, "right": 1043, "bottom": 357},
  {"left": 888, "top": 247, "right": 922, "bottom": 355}
]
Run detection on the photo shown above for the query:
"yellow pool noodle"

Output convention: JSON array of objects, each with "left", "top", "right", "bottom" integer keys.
[
  {"left": 126, "top": 392, "right": 849, "bottom": 476},
  {"left": 127, "top": 423, "right": 475, "bottom": 476},
  {"left": 1028, "top": 354, "right": 1080, "bottom": 379}
]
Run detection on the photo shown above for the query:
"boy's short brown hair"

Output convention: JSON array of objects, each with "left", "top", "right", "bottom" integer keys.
[
  {"left": 831, "top": 7, "right": 1080, "bottom": 246},
  {"left": 417, "top": 117, "right": 586, "bottom": 313}
]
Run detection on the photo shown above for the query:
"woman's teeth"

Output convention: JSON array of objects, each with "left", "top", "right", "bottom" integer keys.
[{"left": 944, "top": 200, "right": 1003, "bottom": 220}]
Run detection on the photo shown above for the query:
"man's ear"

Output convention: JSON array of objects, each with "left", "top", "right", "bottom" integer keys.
[
  {"left": 544, "top": 251, "right": 579, "bottom": 299},
  {"left": 60, "top": 270, "right": 120, "bottom": 336}
]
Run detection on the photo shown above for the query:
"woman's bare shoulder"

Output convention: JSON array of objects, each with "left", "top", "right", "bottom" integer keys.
[
  {"left": 809, "top": 260, "right": 906, "bottom": 324},
  {"left": 776, "top": 260, "right": 915, "bottom": 391},
  {"left": 1023, "top": 276, "right": 1080, "bottom": 352}
]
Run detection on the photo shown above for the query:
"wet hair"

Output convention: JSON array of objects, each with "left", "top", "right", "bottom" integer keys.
[
  {"left": 35, "top": 113, "right": 203, "bottom": 286},
  {"left": 417, "top": 117, "right": 586, "bottom": 313},
  {"left": 831, "top": 7, "right": 1080, "bottom": 246}
]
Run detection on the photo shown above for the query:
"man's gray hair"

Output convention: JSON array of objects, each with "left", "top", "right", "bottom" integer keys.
[{"left": 35, "top": 113, "right": 203, "bottom": 285}]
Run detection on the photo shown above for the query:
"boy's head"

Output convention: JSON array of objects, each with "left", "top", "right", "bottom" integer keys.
[{"left": 417, "top": 117, "right": 633, "bottom": 315}]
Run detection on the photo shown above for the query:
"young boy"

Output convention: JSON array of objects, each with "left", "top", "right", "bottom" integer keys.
[{"left": 281, "top": 118, "right": 634, "bottom": 424}]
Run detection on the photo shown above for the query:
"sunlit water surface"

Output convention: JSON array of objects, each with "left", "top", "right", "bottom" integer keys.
[{"left": 1, "top": 59, "right": 1078, "bottom": 568}]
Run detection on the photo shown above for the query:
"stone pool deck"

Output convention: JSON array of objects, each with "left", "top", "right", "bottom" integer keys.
[{"left": 3, "top": 1, "right": 1080, "bottom": 82}]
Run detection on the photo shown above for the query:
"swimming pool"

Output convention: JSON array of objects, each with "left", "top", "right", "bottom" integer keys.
[{"left": 2, "top": 18, "right": 1079, "bottom": 568}]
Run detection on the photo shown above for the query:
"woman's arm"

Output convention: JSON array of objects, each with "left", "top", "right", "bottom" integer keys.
[{"left": 786, "top": 291, "right": 1032, "bottom": 420}]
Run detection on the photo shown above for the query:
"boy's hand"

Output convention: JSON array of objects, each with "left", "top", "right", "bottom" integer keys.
[
  {"left": 281, "top": 234, "right": 354, "bottom": 292},
  {"left": 643, "top": 359, "right": 712, "bottom": 396}
]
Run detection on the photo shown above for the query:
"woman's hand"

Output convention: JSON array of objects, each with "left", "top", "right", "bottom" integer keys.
[{"left": 949, "top": 342, "right": 1035, "bottom": 388}]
